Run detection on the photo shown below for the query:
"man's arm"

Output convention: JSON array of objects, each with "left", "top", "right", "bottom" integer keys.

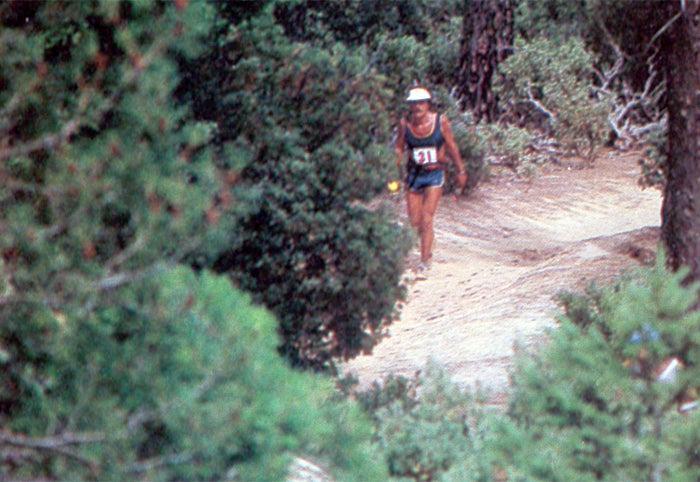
[
  {"left": 441, "top": 115, "right": 467, "bottom": 188},
  {"left": 394, "top": 118, "right": 407, "bottom": 177}
]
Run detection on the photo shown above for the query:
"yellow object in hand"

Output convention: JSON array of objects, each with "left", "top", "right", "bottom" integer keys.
[{"left": 387, "top": 180, "right": 399, "bottom": 192}]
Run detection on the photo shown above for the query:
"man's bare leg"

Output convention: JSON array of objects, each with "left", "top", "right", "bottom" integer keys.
[{"left": 419, "top": 186, "right": 442, "bottom": 262}]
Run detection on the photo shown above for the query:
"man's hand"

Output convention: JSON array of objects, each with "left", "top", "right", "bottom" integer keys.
[{"left": 456, "top": 172, "right": 467, "bottom": 189}]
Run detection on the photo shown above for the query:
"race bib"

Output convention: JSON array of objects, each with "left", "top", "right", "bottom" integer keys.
[{"left": 412, "top": 146, "right": 438, "bottom": 166}]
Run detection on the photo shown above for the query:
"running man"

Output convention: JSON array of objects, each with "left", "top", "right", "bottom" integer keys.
[{"left": 395, "top": 86, "right": 467, "bottom": 275}]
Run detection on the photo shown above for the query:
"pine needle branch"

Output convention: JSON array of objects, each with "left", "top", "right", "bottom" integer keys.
[{"left": 0, "top": 36, "right": 168, "bottom": 163}]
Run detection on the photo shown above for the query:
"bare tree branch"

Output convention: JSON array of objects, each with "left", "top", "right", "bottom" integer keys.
[
  {"left": 590, "top": 29, "right": 666, "bottom": 146},
  {"left": 646, "top": 11, "right": 683, "bottom": 52},
  {"left": 525, "top": 86, "right": 557, "bottom": 121},
  {"left": 0, "top": 430, "right": 106, "bottom": 468},
  {"left": 124, "top": 452, "right": 195, "bottom": 474},
  {"left": 0, "top": 430, "right": 109, "bottom": 448}
]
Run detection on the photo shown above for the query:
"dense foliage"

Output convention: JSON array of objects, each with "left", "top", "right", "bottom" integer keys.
[
  {"left": 0, "top": 1, "right": 387, "bottom": 479},
  {"left": 348, "top": 363, "right": 493, "bottom": 481},
  {"left": 273, "top": 0, "right": 463, "bottom": 91},
  {"left": 185, "top": 2, "right": 411, "bottom": 370},
  {"left": 499, "top": 257, "right": 700, "bottom": 480},
  {"left": 515, "top": 0, "right": 591, "bottom": 41},
  {"left": 6, "top": 266, "right": 387, "bottom": 480},
  {"left": 477, "top": 0, "right": 669, "bottom": 176},
  {"left": 180, "top": 0, "right": 485, "bottom": 369},
  {"left": 3, "top": 0, "right": 699, "bottom": 479},
  {"left": 494, "top": 36, "right": 608, "bottom": 163}
]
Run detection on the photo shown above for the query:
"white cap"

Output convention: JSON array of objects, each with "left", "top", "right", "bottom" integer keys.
[{"left": 406, "top": 87, "right": 431, "bottom": 102}]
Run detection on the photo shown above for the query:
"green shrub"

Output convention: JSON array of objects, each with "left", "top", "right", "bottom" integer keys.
[
  {"left": 1, "top": 267, "right": 388, "bottom": 480},
  {"left": 497, "top": 255, "right": 700, "bottom": 480},
  {"left": 477, "top": 123, "right": 548, "bottom": 178},
  {"left": 0, "top": 1, "right": 226, "bottom": 460},
  {"left": 184, "top": 2, "right": 416, "bottom": 370},
  {"left": 350, "top": 362, "right": 494, "bottom": 481},
  {"left": 0, "top": 2, "right": 387, "bottom": 479},
  {"left": 495, "top": 36, "right": 608, "bottom": 163}
]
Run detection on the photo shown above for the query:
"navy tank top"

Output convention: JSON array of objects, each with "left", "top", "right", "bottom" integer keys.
[{"left": 405, "top": 114, "right": 443, "bottom": 166}]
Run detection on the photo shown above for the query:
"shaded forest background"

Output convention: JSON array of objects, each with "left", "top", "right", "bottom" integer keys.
[{"left": 1, "top": 0, "right": 700, "bottom": 480}]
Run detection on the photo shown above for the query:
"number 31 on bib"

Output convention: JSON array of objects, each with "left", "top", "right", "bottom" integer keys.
[{"left": 413, "top": 146, "right": 438, "bottom": 166}]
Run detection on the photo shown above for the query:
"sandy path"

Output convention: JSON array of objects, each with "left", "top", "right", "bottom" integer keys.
[{"left": 342, "top": 150, "right": 663, "bottom": 401}]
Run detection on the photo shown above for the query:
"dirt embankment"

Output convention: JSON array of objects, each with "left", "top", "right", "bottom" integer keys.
[{"left": 342, "top": 150, "right": 663, "bottom": 402}]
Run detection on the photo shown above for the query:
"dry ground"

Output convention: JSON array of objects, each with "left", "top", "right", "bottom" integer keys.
[{"left": 342, "top": 149, "right": 663, "bottom": 403}]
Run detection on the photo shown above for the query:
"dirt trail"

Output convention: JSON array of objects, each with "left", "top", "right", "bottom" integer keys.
[{"left": 342, "top": 150, "right": 663, "bottom": 402}]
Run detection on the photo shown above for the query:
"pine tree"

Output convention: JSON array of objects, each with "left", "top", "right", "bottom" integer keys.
[
  {"left": 496, "top": 256, "right": 700, "bottom": 480},
  {"left": 0, "top": 1, "right": 387, "bottom": 479},
  {"left": 0, "top": 0, "right": 222, "bottom": 317}
]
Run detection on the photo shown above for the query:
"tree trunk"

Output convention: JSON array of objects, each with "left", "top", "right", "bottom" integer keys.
[
  {"left": 659, "top": 0, "right": 700, "bottom": 283},
  {"left": 455, "top": 0, "right": 514, "bottom": 123}
]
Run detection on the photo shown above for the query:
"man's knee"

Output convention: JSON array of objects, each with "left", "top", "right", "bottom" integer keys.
[{"left": 421, "top": 213, "right": 434, "bottom": 230}]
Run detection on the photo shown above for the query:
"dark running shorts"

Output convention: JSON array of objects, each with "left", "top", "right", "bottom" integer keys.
[{"left": 406, "top": 168, "right": 444, "bottom": 192}]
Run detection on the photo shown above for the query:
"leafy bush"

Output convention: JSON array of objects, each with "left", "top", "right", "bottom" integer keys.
[
  {"left": 495, "top": 36, "right": 608, "bottom": 163},
  {"left": 347, "top": 362, "right": 495, "bottom": 481},
  {"left": 181, "top": 1, "right": 486, "bottom": 372},
  {"left": 477, "top": 123, "right": 548, "bottom": 178},
  {"left": 270, "top": 0, "right": 463, "bottom": 104},
  {"left": 496, "top": 255, "right": 700, "bottom": 480},
  {"left": 378, "top": 35, "right": 431, "bottom": 93},
  {"left": 515, "top": 0, "right": 591, "bottom": 41},
  {"left": 1, "top": 266, "right": 387, "bottom": 480}
]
